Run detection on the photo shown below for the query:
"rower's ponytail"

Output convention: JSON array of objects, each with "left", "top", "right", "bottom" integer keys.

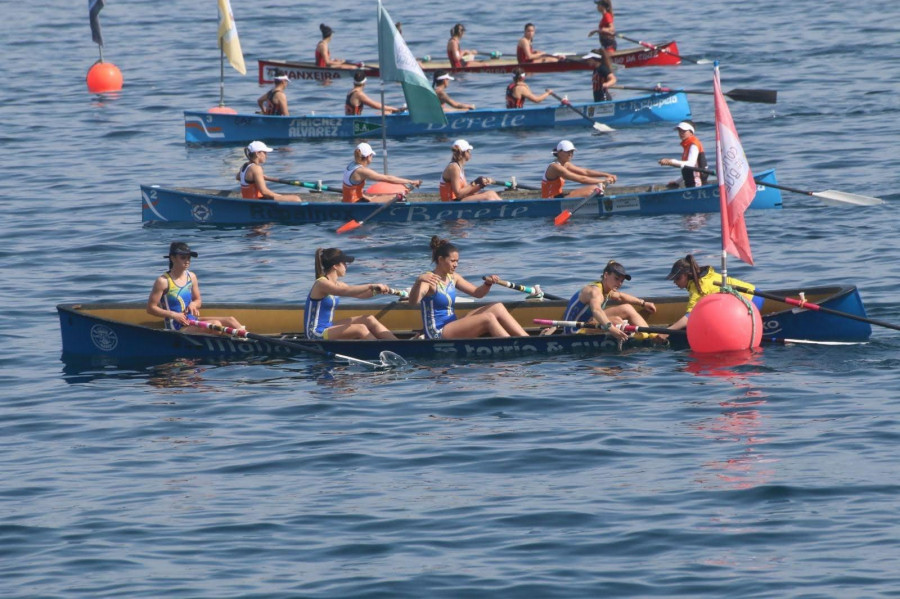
[{"left": 314, "top": 248, "right": 326, "bottom": 278}]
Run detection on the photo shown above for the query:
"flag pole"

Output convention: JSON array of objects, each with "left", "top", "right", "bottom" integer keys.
[
  {"left": 380, "top": 81, "right": 388, "bottom": 174},
  {"left": 218, "top": 46, "right": 226, "bottom": 108},
  {"left": 714, "top": 61, "right": 728, "bottom": 286}
]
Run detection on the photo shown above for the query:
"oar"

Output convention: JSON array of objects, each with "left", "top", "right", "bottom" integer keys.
[
  {"left": 336, "top": 190, "right": 409, "bottom": 234},
  {"left": 612, "top": 84, "right": 777, "bottom": 104},
  {"left": 270, "top": 178, "right": 342, "bottom": 194},
  {"left": 553, "top": 187, "right": 605, "bottom": 226},
  {"left": 196, "top": 321, "right": 398, "bottom": 369},
  {"left": 716, "top": 285, "right": 900, "bottom": 333},
  {"left": 485, "top": 277, "right": 564, "bottom": 301},
  {"left": 534, "top": 319, "right": 685, "bottom": 336},
  {"left": 681, "top": 166, "right": 884, "bottom": 207},
  {"left": 491, "top": 180, "right": 541, "bottom": 192},
  {"left": 615, "top": 34, "right": 711, "bottom": 65},
  {"left": 546, "top": 90, "right": 615, "bottom": 133}
]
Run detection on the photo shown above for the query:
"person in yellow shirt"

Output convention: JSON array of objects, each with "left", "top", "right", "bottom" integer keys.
[{"left": 665, "top": 254, "right": 763, "bottom": 330}]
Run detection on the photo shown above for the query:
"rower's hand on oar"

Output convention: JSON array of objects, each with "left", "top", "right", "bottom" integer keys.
[
  {"left": 482, "top": 275, "right": 499, "bottom": 288},
  {"left": 659, "top": 158, "right": 676, "bottom": 167},
  {"left": 639, "top": 301, "right": 658, "bottom": 314},
  {"left": 172, "top": 311, "right": 193, "bottom": 327}
]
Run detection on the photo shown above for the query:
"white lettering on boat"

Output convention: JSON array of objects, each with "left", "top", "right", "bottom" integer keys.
[
  {"left": 394, "top": 204, "right": 531, "bottom": 222},
  {"left": 289, "top": 118, "right": 342, "bottom": 139},
  {"left": 423, "top": 113, "right": 528, "bottom": 132},
  {"left": 264, "top": 66, "right": 343, "bottom": 82}
]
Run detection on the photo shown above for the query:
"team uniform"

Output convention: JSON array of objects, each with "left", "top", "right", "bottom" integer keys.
[
  {"left": 159, "top": 271, "right": 199, "bottom": 331},
  {"left": 448, "top": 40, "right": 463, "bottom": 69},
  {"left": 598, "top": 12, "right": 616, "bottom": 51},
  {"left": 563, "top": 282, "right": 607, "bottom": 335},
  {"left": 315, "top": 45, "right": 326, "bottom": 68},
  {"left": 342, "top": 162, "right": 366, "bottom": 203},
  {"left": 683, "top": 267, "right": 763, "bottom": 317},
  {"left": 304, "top": 278, "right": 338, "bottom": 340},
  {"left": 506, "top": 82, "right": 525, "bottom": 109},
  {"left": 344, "top": 90, "right": 362, "bottom": 115},
  {"left": 260, "top": 89, "right": 285, "bottom": 116},
  {"left": 541, "top": 162, "right": 566, "bottom": 198},
  {"left": 440, "top": 163, "right": 467, "bottom": 201},
  {"left": 679, "top": 134, "right": 709, "bottom": 188},
  {"left": 420, "top": 275, "right": 457, "bottom": 339},
  {"left": 592, "top": 63, "right": 613, "bottom": 102},
  {"left": 517, "top": 41, "right": 533, "bottom": 63},
  {"left": 238, "top": 162, "right": 263, "bottom": 199}
]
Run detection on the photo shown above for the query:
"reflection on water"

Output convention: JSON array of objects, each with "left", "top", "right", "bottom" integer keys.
[{"left": 685, "top": 348, "right": 764, "bottom": 381}]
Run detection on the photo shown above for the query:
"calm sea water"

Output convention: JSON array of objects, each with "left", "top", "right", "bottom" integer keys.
[{"left": 3, "top": 0, "right": 900, "bottom": 596}]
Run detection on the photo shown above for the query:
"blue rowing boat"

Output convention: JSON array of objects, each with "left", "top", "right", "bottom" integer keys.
[
  {"left": 184, "top": 91, "right": 690, "bottom": 144},
  {"left": 141, "top": 169, "right": 782, "bottom": 225},
  {"left": 58, "top": 285, "right": 871, "bottom": 365}
]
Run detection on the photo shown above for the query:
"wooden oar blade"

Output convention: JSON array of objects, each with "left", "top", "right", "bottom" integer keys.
[
  {"left": 336, "top": 219, "right": 363, "bottom": 234},
  {"left": 554, "top": 209, "right": 573, "bottom": 226},
  {"left": 812, "top": 190, "right": 884, "bottom": 207},
  {"left": 726, "top": 88, "right": 778, "bottom": 104}
]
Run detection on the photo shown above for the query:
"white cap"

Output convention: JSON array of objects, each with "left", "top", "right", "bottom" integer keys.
[
  {"left": 274, "top": 75, "right": 290, "bottom": 84},
  {"left": 452, "top": 139, "right": 474, "bottom": 152},
  {"left": 554, "top": 140, "right": 576, "bottom": 153},
  {"left": 437, "top": 73, "right": 455, "bottom": 81},
  {"left": 674, "top": 121, "right": 695, "bottom": 133},
  {"left": 356, "top": 142, "right": 376, "bottom": 157},
  {"left": 246, "top": 140, "right": 274, "bottom": 153},
  {"left": 581, "top": 52, "right": 603, "bottom": 60}
]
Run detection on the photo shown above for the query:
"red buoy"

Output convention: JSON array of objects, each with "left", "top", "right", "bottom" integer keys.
[
  {"left": 687, "top": 293, "right": 762, "bottom": 353},
  {"left": 208, "top": 106, "right": 237, "bottom": 114},
  {"left": 86, "top": 62, "right": 123, "bottom": 93},
  {"left": 366, "top": 181, "right": 407, "bottom": 195}
]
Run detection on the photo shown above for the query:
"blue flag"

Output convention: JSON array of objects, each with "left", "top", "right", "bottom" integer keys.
[
  {"left": 89, "top": 0, "right": 104, "bottom": 46},
  {"left": 377, "top": 1, "right": 447, "bottom": 125}
]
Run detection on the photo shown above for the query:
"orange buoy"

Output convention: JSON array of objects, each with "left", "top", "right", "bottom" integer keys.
[
  {"left": 86, "top": 62, "right": 123, "bottom": 93},
  {"left": 687, "top": 292, "right": 762, "bottom": 353},
  {"left": 208, "top": 106, "right": 237, "bottom": 114},
  {"left": 366, "top": 181, "right": 407, "bottom": 195}
]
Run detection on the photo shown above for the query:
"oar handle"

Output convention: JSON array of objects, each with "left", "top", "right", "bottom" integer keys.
[
  {"left": 271, "top": 178, "right": 341, "bottom": 193},
  {"left": 492, "top": 180, "right": 541, "bottom": 192},
  {"left": 533, "top": 319, "right": 685, "bottom": 335},
  {"left": 718, "top": 284, "right": 900, "bottom": 333},
  {"left": 489, "top": 278, "right": 564, "bottom": 301}
]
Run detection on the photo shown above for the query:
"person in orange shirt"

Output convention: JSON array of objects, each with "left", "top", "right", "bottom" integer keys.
[
  {"left": 342, "top": 143, "right": 422, "bottom": 203},
  {"left": 659, "top": 121, "right": 709, "bottom": 188},
  {"left": 541, "top": 140, "right": 616, "bottom": 198},
  {"left": 235, "top": 141, "right": 302, "bottom": 202},
  {"left": 439, "top": 140, "right": 501, "bottom": 202}
]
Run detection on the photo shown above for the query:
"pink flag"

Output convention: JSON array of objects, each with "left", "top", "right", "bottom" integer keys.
[{"left": 714, "top": 65, "right": 754, "bottom": 265}]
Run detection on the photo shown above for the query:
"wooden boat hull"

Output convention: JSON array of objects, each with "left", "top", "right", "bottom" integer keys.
[
  {"left": 141, "top": 169, "right": 782, "bottom": 225},
  {"left": 184, "top": 91, "right": 690, "bottom": 144},
  {"left": 58, "top": 285, "right": 871, "bottom": 364},
  {"left": 257, "top": 41, "right": 682, "bottom": 84}
]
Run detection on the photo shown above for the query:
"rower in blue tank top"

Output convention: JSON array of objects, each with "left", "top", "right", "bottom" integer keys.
[
  {"left": 303, "top": 247, "right": 399, "bottom": 341},
  {"left": 563, "top": 260, "right": 662, "bottom": 341},
  {"left": 146, "top": 241, "right": 244, "bottom": 333},
  {"left": 408, "top": 236, "right": 528, "bottom": 340}
]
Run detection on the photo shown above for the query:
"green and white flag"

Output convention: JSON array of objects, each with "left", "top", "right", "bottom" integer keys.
[{"left": 377, "top": 1, "right": 447, "bottom": 125}]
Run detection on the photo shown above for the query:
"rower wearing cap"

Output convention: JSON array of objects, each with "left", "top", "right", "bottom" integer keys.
[
  {"left": 304, "top": 248, "right": 399, "bottom": 341},
  {"left": 506, "top": 68, "right": 553, "bottom": 109},
  {"left": 588, "top": 1, "right": 616, "bottom": 52},
  {"left": 147, "top": 242, "right": 244, "bottom": 334},
  {"left": 583, "top": 49, "right": 617, "bottom": 102},
  {"left": 541, "top": 140, "right": 617, "bottom": 198},
  {"left": 432, "top": 71, "right": 475, "bottom": 111},
  {"left": 517, "top": 23, "right": 560, "bottom": 64},
  {"left": 258, "top": 74, "right": 290, "bottom": 116},
  {"left": 345, "top": 71, "right": 402, "bottom": 115},
  {"left": 236, "top": 141, "right": 302, "bottom": 202},
  {"left": 342, "top": 143, "right": 422, "bottom": 203},
  {"left": 440, "top": 140, "right": 501, "bottom": 201},
  {"left": 664, "top": 254, "right": 762, "bottom": 331},
  {"left": 315, "top": 24, "right": 346, "bottom": 67},
  {"left": 563, "top": 260, "right": 659, "bottom": 341},
  {"left": 659, "top": 121, "right": 709, "bottom": 188}
]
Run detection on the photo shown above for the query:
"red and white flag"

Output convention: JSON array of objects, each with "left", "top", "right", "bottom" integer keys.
[{"left": 714, "top": 64, "right": 754, "bottom": 265}]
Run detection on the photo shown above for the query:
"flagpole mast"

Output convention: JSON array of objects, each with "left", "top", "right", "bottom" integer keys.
[
  {"left": 218, "top": 46, "right": 226, "bottom": 108},
  {"left": 381, "top": 81, "right": 389, "bottom": 174},
  {"left": 714, "top": 61, "right": 729, "bottom": 286}
]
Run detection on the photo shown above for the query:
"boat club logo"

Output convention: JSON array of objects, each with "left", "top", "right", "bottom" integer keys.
[
  {"left": 353, "top": 121, "right": 382, "bottom": 135},
  {"left": 90, "top": 324, "right": 118, "bottom": 352},
  {"left": 187, "top": 199, "right": 213, "bottom": 222}
]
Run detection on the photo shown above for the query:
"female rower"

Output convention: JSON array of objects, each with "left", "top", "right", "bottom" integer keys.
[
  {"left": 584, "top": 49, "right": 617, "bottom": 102},
  {"left": 517, "top": 23, "right": 559, "bottom": 63},
  {"left": 305, "top": 248, "right": 398, "bottom": 341},
  {"left": 440, "top": 139, "right": 502, "bottom": 201},
  {"left": 315, "top": 24, "right": 346, "bottom": 67},
  {"left": 147, "top": 242, "right": 244, "bottom": 333},
  {"left": 257, "top": 75, "right": 290, "bottom": 116},
  {"left": 432, "top": 71, "right": 475, "bottom": 111},
  {"left": 563, "top": 260, "right": 659, "bottom": 341},
  {"left": 408, "top": 236, "right": 528, "bottom": 339},
  {"left": 342, "top": 142, "right": 422, "bottom": 203},
  {"left": 665, "top": 254, "right": 763, "bottom": 331},
  {"left": 345, "top": 71, "right": 402, "bottom": 115},
  {"left": 447, "top": 23, "right": 485, "bottom": 68},
  {"left": 588, "top": 0, "right": 616, "bottom": 52},
  {"left": 505, "top": 68, "right": 553, "bottom": 108},
  {"left": 236, "top": 141, "right": 302, "bottom": 202},
  {"left": 542, "top": 140, "right": 616, "bottom": 198},
  {"left": 659, "top": 121, "right": 709, "bottom": 188}
]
